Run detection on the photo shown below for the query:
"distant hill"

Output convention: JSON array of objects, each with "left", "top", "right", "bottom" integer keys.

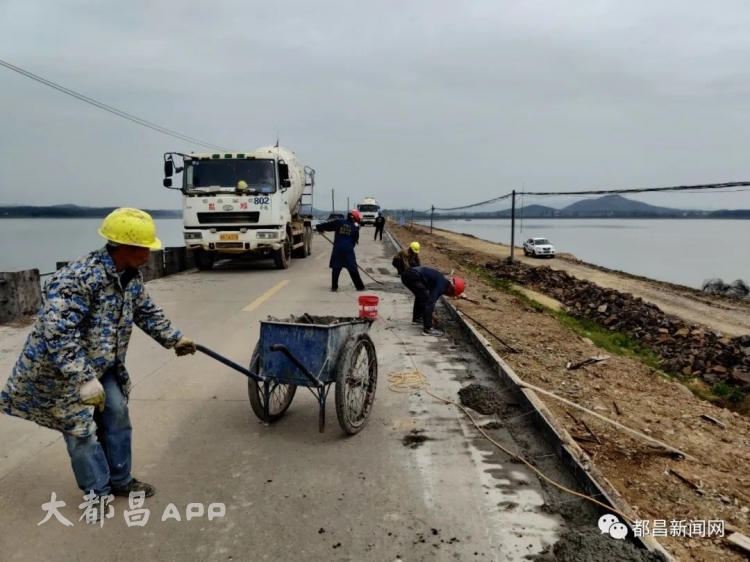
[
  {"left": 708, "top": 209, "right": 750, "bottom": 219},
  {"left": 495, "top": 204, "right": 559, "bottom": 218},
  {"left": 385, "top": 194, "right": 746, "bottom": 219},
  {"left": 0, "top": 204, "right": 182, "bottom": 219},
  {"left": 559, "top": 195, "right": 686, "bottom": 217}
]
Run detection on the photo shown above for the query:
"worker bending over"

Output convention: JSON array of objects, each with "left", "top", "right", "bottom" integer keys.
[
  {"left": 0, "top": 208, "right": 196, "bottom": 520},
  {"left": 401, "top": 266, "right": 465, "bottom": 336},
  {"left": 316, "top": 210, "right": 366, "bottom": 292},
  {"left": 373, "top": 212, "right": 386, "bottom": 241},
  {"left": 392, "top": 241, "right": 421, "bottom": 276}
]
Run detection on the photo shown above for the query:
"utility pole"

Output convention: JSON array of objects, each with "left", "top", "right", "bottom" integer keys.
[
  {"left": 510, "top": 190, "right": 516, "bottom": 262},
  {"left": 411, "top": 209, "right": 414, "bottom": 231},
  {"left": 347, "top": 197, "right": 349, "bottom": 212},
  {"left": 430, "top": 205, "right": 435, "bottom": 234},
  {"left": 331, "top": 189, "right": 335, "bottom": 214}
]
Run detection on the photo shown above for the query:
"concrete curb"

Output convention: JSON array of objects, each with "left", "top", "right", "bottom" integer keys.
[{"left": 384, "top": 227, "right": 673, "bottom": 560}]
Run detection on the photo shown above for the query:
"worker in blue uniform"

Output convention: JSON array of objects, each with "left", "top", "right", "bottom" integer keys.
[
  {"left": 373, "top": 212, "right": 386, "bottom": 241},
  {"left": 315, "top": 210, "right": 366, "bottom": 292},
  {"left": 401, "top": 266, "right": 465, "bottom": 336}
]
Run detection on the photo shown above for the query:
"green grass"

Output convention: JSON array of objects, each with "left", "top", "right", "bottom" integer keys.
[
  {"left": 465, "top": 263, "right": 750, "bottom": 412},
  {"left": 465, "top": 264, "right": 661, "bottom": 369}
]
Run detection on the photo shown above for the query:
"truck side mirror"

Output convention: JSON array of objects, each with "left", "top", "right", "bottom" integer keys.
[
  {"left": 163, "top": 178, "right": 173, "bottom": 188},
  {"left": 164, "top": 159, "right": 174, "bottom": 178}
]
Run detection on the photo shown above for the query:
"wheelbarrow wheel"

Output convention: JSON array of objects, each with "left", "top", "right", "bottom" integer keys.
[
  {"left": 247, "top": 343, "right": 297, "bottom": 423},
  {"left": 335, "top": 333, "right": 378, "bottom": 435}
]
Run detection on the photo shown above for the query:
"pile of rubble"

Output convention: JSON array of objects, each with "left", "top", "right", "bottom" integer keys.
[{"left": 485, "top": 260, "right": 750, "bottom": 388}]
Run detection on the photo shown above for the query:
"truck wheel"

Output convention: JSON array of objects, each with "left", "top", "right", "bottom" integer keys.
[
  {"left": 274, "top": 236, "right": 291, "bottom": 269},
  {"left": 195, "top": 250, "right": 215, "bottom": 271},
  {"left": 305, "top": 226, "right": 312, "bottom": 256}
]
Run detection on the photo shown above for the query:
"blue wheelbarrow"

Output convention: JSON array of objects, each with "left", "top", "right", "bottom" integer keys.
[{"left": 196, "top": 315, "right": 378, "bottom": 435}]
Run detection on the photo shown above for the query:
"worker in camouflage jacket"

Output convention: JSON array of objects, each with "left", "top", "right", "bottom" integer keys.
[{"left": 0, "top": 208, "right": 196, "bottom": 518}]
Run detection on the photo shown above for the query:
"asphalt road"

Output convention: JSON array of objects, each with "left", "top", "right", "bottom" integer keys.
[{"left": 0, "top": 232, "right": 568, "bottom": 562}]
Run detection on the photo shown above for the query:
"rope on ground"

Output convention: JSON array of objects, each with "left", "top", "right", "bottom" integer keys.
[
  {"left": 384, "top": 322, "right": 638, "bottom": 525},
  {"left": 453, "top": 306, "right": 518, "bottom": 353},
  {"left": 335, "top": 230, "right": 637, "bottom": 524}
]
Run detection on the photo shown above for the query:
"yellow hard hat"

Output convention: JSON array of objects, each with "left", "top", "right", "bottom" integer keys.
[
  {"left": 410, "top": 241, "right": 420, "bottom": 254},
  {"left": 237, "top": 180, "right": 248, "bottom": 190},
  {"left": 98, "top": 208, "right": 162, "bottom": 250}
]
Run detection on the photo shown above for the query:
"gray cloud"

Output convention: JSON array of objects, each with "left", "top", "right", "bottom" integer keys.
[{"left": 2, "top": 0, "right": 750, "bottom": 211}]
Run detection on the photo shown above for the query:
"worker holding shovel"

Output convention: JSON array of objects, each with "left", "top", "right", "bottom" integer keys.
[
  {"left": 401, "top": 266, "right": 465, "bottom": 336},
  {"left": 315, "top": 209, "right": 366, "bottom": 292},
  {"left": 0, "top": 208, "right": 196, "bottom": 521}
]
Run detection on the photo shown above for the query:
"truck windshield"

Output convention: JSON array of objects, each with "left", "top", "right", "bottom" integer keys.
[
  {"left": 359, "top": 205, "right": 378, "bottom": 212},
  {"left": 185, "top": 160, "right": 276, "bottom": 193}
]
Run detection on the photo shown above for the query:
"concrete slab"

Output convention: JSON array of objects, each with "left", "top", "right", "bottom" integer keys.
[{"left": 0, "top": 231, "right": 585, "bottom": 561}]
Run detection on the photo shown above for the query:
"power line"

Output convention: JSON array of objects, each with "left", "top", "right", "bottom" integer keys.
[
  {"left": 434, "top": 192, "right": 513, "bottom": 212},
  {"left": 428, "top": 181, "right": 750, "bottom": 214},
  {"left": 523, "top": 181, "right": 750, "bottom": 197},
  {"left": 0, "top": 59, "right": 229, "bottom": 151}
]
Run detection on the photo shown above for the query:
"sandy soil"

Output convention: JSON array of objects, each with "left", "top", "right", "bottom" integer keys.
[
  {"left": 390, "top": 224, "right": 750, "bottom": 562},
  {"left": 410, "top": 224, "right": 750, "bottom": 338}
]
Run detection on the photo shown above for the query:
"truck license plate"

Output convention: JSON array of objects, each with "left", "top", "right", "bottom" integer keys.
[{"left": 220, "top": 234, "right": 239, "bottom": 241}]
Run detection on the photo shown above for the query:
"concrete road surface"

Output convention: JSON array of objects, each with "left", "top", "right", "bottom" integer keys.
[{"left": 0, "top": 230, "right": 588, "bottom": 562}]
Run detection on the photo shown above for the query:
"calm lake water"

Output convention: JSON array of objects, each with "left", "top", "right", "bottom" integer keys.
[
  {"left": 0, "top": 218, "right": 185, "bottom": 275},
  {"left": 1, "top": 217, "right": 748, "bottom": 289},
  {"left": 419, "top": 218, "right": 750, "bottom": 289}
]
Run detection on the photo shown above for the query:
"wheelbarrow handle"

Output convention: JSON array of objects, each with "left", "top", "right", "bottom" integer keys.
[
  {"left": 195, "top": 344, "right": 265, "bottom": 383},
  {"left": 269, "top": 344, "right": 324, "bottom": 388}
]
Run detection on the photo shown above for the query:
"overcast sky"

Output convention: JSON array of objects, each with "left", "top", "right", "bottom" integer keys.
[{"left": 2, "top": 0, "right": 750, "bottom": 212}]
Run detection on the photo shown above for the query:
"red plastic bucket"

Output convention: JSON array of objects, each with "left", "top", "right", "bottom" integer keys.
[{"left": 358, "top": 295, "right": 379, "bottom": 319}]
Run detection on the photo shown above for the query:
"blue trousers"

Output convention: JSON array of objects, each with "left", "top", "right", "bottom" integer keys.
[{"left": 63, "top": 369, "right": 133, "bottom": 496}]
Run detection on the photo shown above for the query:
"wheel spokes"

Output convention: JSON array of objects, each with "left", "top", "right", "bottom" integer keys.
[
  {"left": 344, "top": 344, "right": 375, "bottom": 425},
  {"left": 263, "top": 382, "right": 293, "bottom": 415}
]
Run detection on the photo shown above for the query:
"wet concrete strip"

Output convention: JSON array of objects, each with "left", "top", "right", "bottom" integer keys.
[{"left": 382, "top": 228, "right": 671, "bottom": 561}]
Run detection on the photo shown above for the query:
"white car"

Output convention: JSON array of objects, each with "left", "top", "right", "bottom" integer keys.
[{"left": 523, "top": 237, "right": 556, "bottom": 258}]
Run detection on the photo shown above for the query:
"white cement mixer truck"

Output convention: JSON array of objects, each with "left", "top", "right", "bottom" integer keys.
[
  {"left": 162, "top": 146, "right": 315, "bottom": 271},
  {"left": 357, "top": 197, "right": 380, "bottom": 226}
]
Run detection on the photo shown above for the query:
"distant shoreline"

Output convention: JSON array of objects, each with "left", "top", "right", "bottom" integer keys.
[{"left": 426, "top": 215, "right": 750, "bottom": 221}]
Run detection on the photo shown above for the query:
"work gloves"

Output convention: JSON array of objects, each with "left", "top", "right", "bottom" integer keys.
[
  {"left": 174, "top": 337, "right": 197, "bottom": 356},
  {"left": 80, "top": 378, "right": 106, "bottom": 412}
]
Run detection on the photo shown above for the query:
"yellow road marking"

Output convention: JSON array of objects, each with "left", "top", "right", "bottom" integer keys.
[
  {"left": 242, "top": 280, "right": 291, "bottom": 312},
  {"left": 315, "top": 252, "right": 329, "bottom": 261}
]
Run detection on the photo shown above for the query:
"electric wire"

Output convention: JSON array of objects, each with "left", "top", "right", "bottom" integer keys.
[
  {"left": 433, "top": 193, "right": 513, "bottom": 212},
  {"left": 0, "top": 59, "right": 228, "bottom": 151},
  {"left": 425, "top": 181, "right": 750, "bottom": 216}
]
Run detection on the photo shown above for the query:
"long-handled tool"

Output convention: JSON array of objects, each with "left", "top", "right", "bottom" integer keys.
[{"left": 317, "top": 231, "right": 385, "bottom": 285}]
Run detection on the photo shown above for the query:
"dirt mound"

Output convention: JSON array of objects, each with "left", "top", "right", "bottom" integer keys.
[
  {"left": 458, "top": 383, "right": 506, "bottom": 415},
  {"left": 485, "top": 259, "right": 750, "bottom": 389}
]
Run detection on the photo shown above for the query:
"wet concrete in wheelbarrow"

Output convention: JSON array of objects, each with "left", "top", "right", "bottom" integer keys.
[
  {"left": 265, "top": 313, "right": 370, "bottom": 325},
  {"left": 398, "top": 296, "right": 668, "bottom": 562}
]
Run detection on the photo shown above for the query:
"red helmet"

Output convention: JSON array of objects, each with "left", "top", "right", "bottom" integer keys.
[
  {"left": 348, "top": 209, "right": 361, "bottom": 222},
  {"left": 451, "top": 277, "right": 465, "bottom": 297}
]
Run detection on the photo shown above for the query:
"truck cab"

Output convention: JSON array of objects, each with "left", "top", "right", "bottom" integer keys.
[
  {"left": 357, "top": 197, "right": 380, "bottom": 226},
  {"left": 163, "top": 147, "right": 315, "bottom": 270}
]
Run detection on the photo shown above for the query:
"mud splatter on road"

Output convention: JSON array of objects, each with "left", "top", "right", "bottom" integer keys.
[{"left": 402, "top": 429, "right": 432, "bottom": 449}]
